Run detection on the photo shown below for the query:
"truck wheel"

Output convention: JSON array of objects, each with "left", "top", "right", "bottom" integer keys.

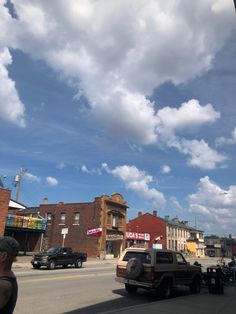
[
  {"left": 125, "top": 284, "right": 138, "bottom": 294},
  {"left": 75, "top": 259, "right": 82, "bottom": 268},
  {"left": 33, "top": 265, "right": 40, "bottom": 269},
  {"left": 190, "top": 277, "right": 201, "bottom": 294},
  {"left": 48, "top": 260, "right": 56, "bottom": 270},
  {"left": 158, "top": 280, "right": 172, "bottom": 299}
]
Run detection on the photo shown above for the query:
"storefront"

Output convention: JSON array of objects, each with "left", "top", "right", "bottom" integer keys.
[
  {"left": 106, "top": 233, "right": 124, "bottom": 258},
  {"left": 126, "top": 232, "right": 150, "bottom": 248}
]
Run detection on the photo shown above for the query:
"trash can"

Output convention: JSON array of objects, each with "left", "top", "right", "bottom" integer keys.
[{"left": 207, "top": 266, "right": 224, "bottom": 294}]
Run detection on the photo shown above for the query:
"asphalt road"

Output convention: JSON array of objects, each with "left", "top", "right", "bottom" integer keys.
[
  {"left": 14, "top": 262, "right": 202, "bottom": 314},
  {"left": 14, "top": 257, "right": 231, "bottom": 314}
]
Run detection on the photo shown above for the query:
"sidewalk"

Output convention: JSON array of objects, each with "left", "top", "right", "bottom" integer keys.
[{"left": 102, "top": 286, "right": 236, "bottom": 314}]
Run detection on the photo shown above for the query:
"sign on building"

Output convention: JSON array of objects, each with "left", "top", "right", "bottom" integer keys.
[
  {"left": 87, "top": 227, "right": 102, "bottom": 236},
  {"left": 61, "top": 228, "right": 68, "bottom": 235},
  {"left": 106, "top": 234, "right": 124, "bottom": 241},
  {"left": 126, "top": 232, "right": 150, "bottom": 241}
]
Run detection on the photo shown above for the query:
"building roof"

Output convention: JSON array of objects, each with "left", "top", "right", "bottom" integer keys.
[{"left": 9, "top": 199, "right": 27, "bottom": 210}]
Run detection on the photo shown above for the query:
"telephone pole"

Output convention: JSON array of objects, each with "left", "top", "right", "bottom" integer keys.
[{"left": 14, "top": 168, "right": 26, "bottom": 202}]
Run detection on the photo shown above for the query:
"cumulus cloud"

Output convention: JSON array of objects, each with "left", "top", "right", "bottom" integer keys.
[
  {"left": 24, "top": 172, "right": 41, "bottom": 183},
  {"left": 215, "top": 126, "right": 236, "bottom": 146},
  {"left": 157, "top": 99, "right": 220, "bottom": 135},
  {"left": 170, "top": 196, "right": 184, "bottom": 212},
  {"left": 0, "top": 1, "right": 234, "bottom": 169},
  {"left": 81, "top": 164, "right": 102, "bottom": 175},
  {"left": 46, "top": 176, "right": 58, "bottom": 186},
  {"left": 188, "top": 176, "right": 236, "bottom": 233},
  {"left": 160, "top": 165, "right": 171, "bottom": 174},
  {"left": 0, "top": 48, "right": 25, "bottom": 126},
  {"left": 110, "top": 165, "right": 166, "bottom": 208}
]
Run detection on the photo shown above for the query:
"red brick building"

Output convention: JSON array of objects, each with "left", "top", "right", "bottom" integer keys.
[
  {"left": 0, "top": 188, "right": 46, "bottom": 252},
  {"left": 126, "top": 211, "right": 167, "bottom": 249},
  {"left": 38, "top": 193, "right": 128, "bottom": 258}
]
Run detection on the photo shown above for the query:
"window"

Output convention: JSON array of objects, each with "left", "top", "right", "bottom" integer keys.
[
  {"left": 156, "top": 252, "right": 173, "bottom": 264},
  {"left": 60, "top": 213, "right": 66, "bottom": 224},
  {"left": 107, "top": 213, "right": 111, "bottom": 225},
  {"left": 176, "top": 253, "right": 187, "bottom": 265},
  {"left": 46, "top": 213, "right": 52, "bottom": 223},
  {"left": 74, "top": 212, "right": 80, "bottom": 224},
  {"left": 123, "top": 252, "right": 151, "bottom": 264}
]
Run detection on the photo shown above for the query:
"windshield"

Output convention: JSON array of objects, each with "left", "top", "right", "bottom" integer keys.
[{"left": 47, "top": 248, "right": 59, "bottom": 253}]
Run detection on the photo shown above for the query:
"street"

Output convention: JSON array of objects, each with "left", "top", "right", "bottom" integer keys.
[{"left": 13, "top": 258, "right": 219, "bottom": 314}]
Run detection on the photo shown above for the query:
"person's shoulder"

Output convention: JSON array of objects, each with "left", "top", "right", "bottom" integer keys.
[{"left": 0, "top": 279, "right": 12, "bottom": 308}]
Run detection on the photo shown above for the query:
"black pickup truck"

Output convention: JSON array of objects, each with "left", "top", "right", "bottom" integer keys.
[{"left": 31, "top": 247, "right": 87, "bottom": 270}]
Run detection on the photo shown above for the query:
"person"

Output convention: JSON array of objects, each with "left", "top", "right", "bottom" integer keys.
[{"left": 0, "top": 236, "right": 20, "bottom": 314}]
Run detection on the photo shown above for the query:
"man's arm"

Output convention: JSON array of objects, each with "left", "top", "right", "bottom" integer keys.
[{"left": 0, "top": 280, "right": 12, "bottom": 309}]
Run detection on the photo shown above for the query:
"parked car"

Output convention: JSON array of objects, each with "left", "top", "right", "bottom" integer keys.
[
  {"left": 116, "top": 247, "right": 202, "bottom": 298},
  {"left": 31, "top": 247, "right": 87, "bottom": 270}
]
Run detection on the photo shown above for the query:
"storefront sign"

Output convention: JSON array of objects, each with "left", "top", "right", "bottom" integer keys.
[
  {"left": 106, "top": 234, "right": 124, "bottom": 241},
  {"left": 126, "top": 232, "right": 150, "bottom": 241},
  {"left": 87, "top": 227, "right": 102, "bottom": 236}
]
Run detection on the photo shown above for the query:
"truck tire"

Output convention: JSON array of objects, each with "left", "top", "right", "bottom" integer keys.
[
  {"left": 125, "top": 284, "right": 138, "bottom": 294},
  {"left": 33, "top": 265, "right": 40, "bottom": 269},
  {"left": 75, "top": 259, "right": 82, "bottom": 268},
  {"left": 190, "top": 277, "right": 201, "bottom": 294},
  {"left": 126, "top": 258, "right": 143, "bottom": 279},
  {"left": 158, "top": 279, "right": 172, "bottom": 299},
  {"left": 48, "top": 260, "right": 56, "bottom": 270}
]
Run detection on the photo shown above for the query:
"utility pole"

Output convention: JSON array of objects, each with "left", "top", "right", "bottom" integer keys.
[{"left": 14, "top": 168, "right": 26, "bottom": 202}]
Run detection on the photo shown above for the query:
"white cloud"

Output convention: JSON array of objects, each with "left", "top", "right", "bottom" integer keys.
[
  {"left": 188, "top": 176, "right": 236, "bottom": 233},
  {"left": 56, "top": 162, "right": 65, "bottom": 170},
  {"left": 1, "top": 0, "right": 235, "bottom": 142},
  {"left": 167, "top": 137, "right": 227, "bottom": 170},
  {"left": 24, "top": 172, "right": 41, "bottom": 183},
  {"left": 111, "top": 165, "right": 166, "bottom": 208},
  {"left": 170, "top": 196, "right": 184, "bottom": 212},
  {"left": 0, "top": 48, "right": 25, "bottom": 126},
  {"left": 81, "top": 164, "right": 102, "bottom": 175},
  {"left": 215, "top": 126, "right": 236, "bottom": 146},
  {"left": 160, "top": 165, "right": 171, "bottom": 174},
  {"left": 46, "top": 176, "right": 58, "bottom": 186},
  {"left": 157, "top": 99, "right": 220, "bottom": 135},
  {"left": 0, "top": 1, "right": 233, "bottom": 170}
]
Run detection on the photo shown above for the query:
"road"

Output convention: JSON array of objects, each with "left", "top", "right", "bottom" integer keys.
[
  {"left": 14, "top": 257, "right": 231, "bottom": 314},
  {"left": 14, "top": 261, "right": 201, "bottom": 314}
]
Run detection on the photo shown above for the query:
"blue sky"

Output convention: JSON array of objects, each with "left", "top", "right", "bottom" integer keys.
[{"left": 0, "top": 0, "right": 236, "bottom": 235}]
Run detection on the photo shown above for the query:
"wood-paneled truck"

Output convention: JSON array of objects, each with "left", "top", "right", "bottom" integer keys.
[
  {"left": 116, "top": 247, "right": 202, "bottom": 299},
  {"left": 31, "top": 247, "right": 87, "bottom": 270}
]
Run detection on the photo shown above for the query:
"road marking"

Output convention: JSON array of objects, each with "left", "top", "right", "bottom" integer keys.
[{"left": 19, "top": 271, "right": 114, "bottom": 284}]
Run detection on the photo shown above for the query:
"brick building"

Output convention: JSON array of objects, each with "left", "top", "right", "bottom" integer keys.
[
  {"left": 126, "top": 211, "right": 167, "bottom": 249},
  {"left": 0, "top": 188, "right": 11, "bottom": 237},
  {"left": 0, "top": 188, "right": 46, "bottom": 252},
  {"left": 38, "top": 193, "right": 128, "bottom": 258}
]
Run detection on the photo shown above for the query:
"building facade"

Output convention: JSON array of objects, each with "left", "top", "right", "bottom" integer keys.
[
  {"left": 126, "top": 211, "right": 167, "bottom": 249},
  {"left": 39, "top": 193, "right": 128, "bottom": 258}
]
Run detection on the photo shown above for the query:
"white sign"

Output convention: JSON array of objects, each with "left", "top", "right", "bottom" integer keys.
[
  {"left": 61, "top": 228, "right": 68, "bottom": 235},
  {"left": 153, "top": 244, "right": 163, "bottom": 249}
]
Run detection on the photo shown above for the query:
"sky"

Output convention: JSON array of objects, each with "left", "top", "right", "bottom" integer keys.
[{"left": 0, "top": 0, "right": 236, "bottom": 235}]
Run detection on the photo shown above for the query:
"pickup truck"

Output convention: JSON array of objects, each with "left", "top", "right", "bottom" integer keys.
[
  {"left": 31, "top": 247, "right": 87, "bottom": 270},
  {"left": 116, "top": 248, "right": 202, "bottom": 298}
]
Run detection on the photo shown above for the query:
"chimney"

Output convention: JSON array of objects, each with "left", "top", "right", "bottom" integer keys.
[
  {"left": 164, "top": 215, "right": 170, "bottom": 220},
  {"left": 172, "top": 217, "right": 179, "bottom": 224},
  {"left": 153, "top": 210, "right": 157, "bottom": 217},
  {"left": 138, "top": 211, "right": 142, "bottom": 217},
  {"left": 42, "top": 197, "right": 48, "bottom": 205}
]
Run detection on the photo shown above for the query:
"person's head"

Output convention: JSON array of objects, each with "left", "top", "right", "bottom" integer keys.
[{"left": 0, "top": 236, "right": 20, "bottom": 266}]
